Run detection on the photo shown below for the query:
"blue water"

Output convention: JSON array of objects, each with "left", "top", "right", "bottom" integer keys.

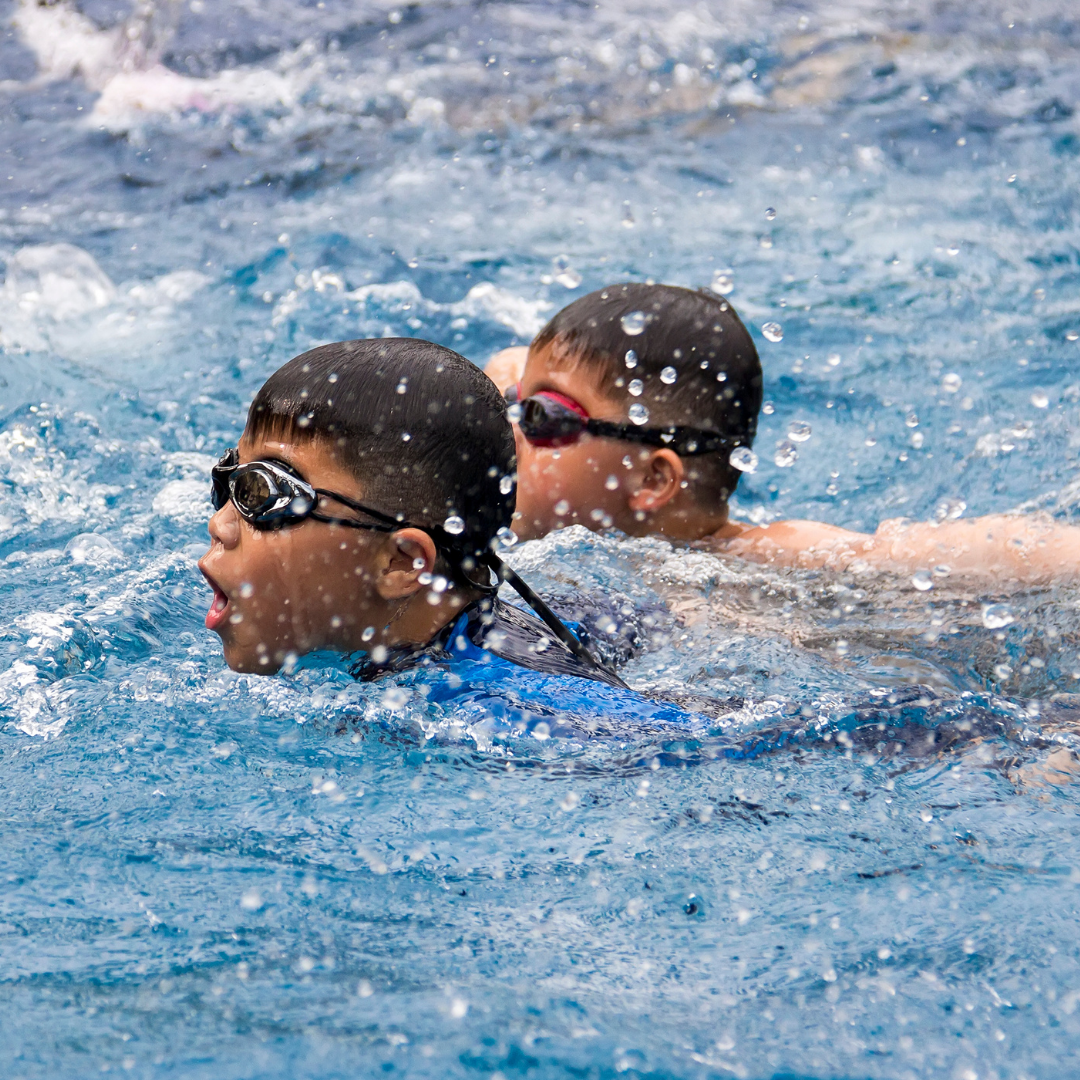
[{"left": 2, "top": 0, "right": 1080, "bottom": 1076}]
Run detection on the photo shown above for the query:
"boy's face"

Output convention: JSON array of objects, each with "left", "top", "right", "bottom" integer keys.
[
  {"left": 197, "top": 434, "right": 392, "bottom": 673},
  {"left": 512, "top": 344, "right": 655, "bottom": 540}
]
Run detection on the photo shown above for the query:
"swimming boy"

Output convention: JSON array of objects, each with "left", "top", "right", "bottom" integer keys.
[
  {"left": 487, "top": 284, "right": 1080, "bottom": 583},
  {"left": 196, "top": 337, "right": 718, "bottom": 733}
]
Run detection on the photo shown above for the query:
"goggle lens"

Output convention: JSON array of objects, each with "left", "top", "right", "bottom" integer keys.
[
  {"left": 506, "top": 390, "right": 590, "bottom": 447},
  {"left": 231, "top": 468, "right": 275, "bottom": 516}
]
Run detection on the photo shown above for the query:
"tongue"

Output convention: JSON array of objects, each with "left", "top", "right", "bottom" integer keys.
[{"left": 212, "top": 589, "right": 228, "bottom": 612}]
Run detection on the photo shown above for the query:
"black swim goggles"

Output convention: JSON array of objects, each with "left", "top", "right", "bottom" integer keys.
[
  {"left": 210, "top": 447, "right": 404, "bottom": 532},
  {"left": 504, "top": 384, "right": 740, "bottom": 456}
]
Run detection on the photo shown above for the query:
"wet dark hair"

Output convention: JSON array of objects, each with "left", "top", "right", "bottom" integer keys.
[
  {"left": 531, "top": 283, "right": 763, "bottom": 504},
  {"left": 246, "top": 338, "right": 515, "bottom": 565}
]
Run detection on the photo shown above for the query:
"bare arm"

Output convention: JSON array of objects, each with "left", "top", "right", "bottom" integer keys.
[
  {"left": 708, "top": 514, "right": 1080, "bottom": 584},
  {"left": 483, "top": 346, "right": 528, "bottom": 393}
]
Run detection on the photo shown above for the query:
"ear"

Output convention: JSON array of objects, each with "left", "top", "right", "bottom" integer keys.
[
  {"left": 374, "top": 528, "right": 439, "bottom": 601},
  {"left": 627, "top": 449, "right": 685, "bottom": 514}
]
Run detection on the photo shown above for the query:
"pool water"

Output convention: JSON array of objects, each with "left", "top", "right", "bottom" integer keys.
[{"left": 2, "top": 0, "right": 1080, "bottom": 1076}]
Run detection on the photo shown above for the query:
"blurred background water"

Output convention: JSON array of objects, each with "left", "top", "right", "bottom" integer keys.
[{"left": 2, "top": 0, "right": 1080, "bottom": 1077}]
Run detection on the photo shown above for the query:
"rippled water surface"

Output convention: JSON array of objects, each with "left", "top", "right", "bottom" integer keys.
[{"left": 3, "top": 0, "right": 1080, "bottom": 1077}]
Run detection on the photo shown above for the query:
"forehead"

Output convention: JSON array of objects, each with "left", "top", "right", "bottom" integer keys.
[{"left": 522, "top": 342, "right": 623, "bottom": 415}]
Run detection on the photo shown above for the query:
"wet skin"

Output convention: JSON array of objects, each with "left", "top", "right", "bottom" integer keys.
[{"left": 198, "top": 433, "right": 473, "bottom": 673}]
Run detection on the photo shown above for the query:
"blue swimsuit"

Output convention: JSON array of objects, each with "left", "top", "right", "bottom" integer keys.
[{"left": 350, "top": 597, "right": 742, "bottom": 739}]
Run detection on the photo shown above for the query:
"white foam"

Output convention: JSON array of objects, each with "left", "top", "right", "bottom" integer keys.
[
  {"left": 2, "top": 243, "right": 116, "bottom": 320},
  {"left": 152, "top": 479, "right": 210, "bottom": 524}
]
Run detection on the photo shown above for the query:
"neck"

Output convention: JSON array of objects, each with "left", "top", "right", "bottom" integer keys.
[
  {"left": 626, "top": 497, "right": 729, "bottom": 542},
  {"left": 370, "top": 587, "right": 478, "bottom": 652}
]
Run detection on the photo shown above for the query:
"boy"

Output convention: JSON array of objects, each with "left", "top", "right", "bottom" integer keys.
[
  {"left": 488, "top": 284, "right": 1080, "bottom": 582},
  {"left": 196, "top": 337, "right": 717, "bottom": 732}
]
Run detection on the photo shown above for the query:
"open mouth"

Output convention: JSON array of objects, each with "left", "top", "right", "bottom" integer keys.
[{"left": 200, "top": 569, "right": 231, "bottom": 632}]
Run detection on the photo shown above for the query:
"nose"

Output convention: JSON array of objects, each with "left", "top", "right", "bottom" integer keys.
[{"left": 207, "top": 502, "right": 240, "bottom": 549}]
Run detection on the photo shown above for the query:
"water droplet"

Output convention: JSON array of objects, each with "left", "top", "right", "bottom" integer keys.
[
  {"left": 507, "top": 402, "right": 523, "bottom": 423},
  {"left": 993, "top": 663, "right": 1013, "bottom": 681},
  {"left": 628, "top": 378, "right": 644, "bottom": 397},
  {"left": 555, "top": 268, "right": 582, "bottom": 289},
  {"left": 1067, "top": 330, "right": 1079, "bottom": 342},
  {"left": 787, "top": 419, "right": 812, "bottom": 442},
  {"left": 621, "top": 311, "right": 647, "bottom": 335},
  {"left": 1031, "top": 390, "right": 1049, "bottom": 408},
  {"left": 604, "top": 474, "right": 619, "bottom": 490},
  {"left": 396, "top": 379, "right": 408, "bottom": 395},
  {"left": 827, "top": 353, "right": 841, "bottom": 367},
  {"left": 499, "top": 474, "right": 514, "bottom": 495},
  {"left": 553, "top": 499, "right": 570, "bottom": 516},
  {"left": 710, "top": 269, "right": 734, "bottom": 295},
  {"left": 933, "top": 497, "right": 966, "bottom": 521},
  {"left": 442, "top": 514, "right": 465, "bottom": 535},
  {"left": 982, "top": 603, "right": 1015, "bottom": 629},
  {"left": 628, "top": 403, "right": 650, "bottom": 425},
  {"left": 660, "top": 366, "right": 677, "bottom": 384},
  {"left": 911, "top": 569, "right": 933, "bottom": 591},
  {"left": 729, "top": 447, "right": 758, "bottom": 473},
  {"left": 942, "top": 372, "right": 962, "bottom": 393},
  {"left": 762, "top": 322, "right": 783, "bottom": 343},
  {"left": 774, "top": 440, "right": 797, "bottom": 467},
  {"left": 762, "top": 401, "right": 775, "bottom": 415},
  {"left": 905, "top": 412, "right": 919, "bottom": 428},
  {"left": 946, "top": 244, "right": 960, "bottom": 256},
  {"left": 764, "top": 207, "right": 776, "bottom": 221},
  {"left": 759, "top": 235, "right": 774, "bottom": 249},
  {"left": 624, "top": 349, "right": 638, "bottom": 369},
  {"left": 382, "top": 687, "right": 408, "bottom": 710},
  {"left": 494, "top": 526, "right": 518, "bottom": 549}
]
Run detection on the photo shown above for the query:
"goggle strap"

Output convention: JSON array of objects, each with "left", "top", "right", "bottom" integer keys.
[
  {"left": 584, "top": 419, "right": 738, "bottom": 456},
  {"left": 482, "top": 551, "right": 629, "bottom": 689}
]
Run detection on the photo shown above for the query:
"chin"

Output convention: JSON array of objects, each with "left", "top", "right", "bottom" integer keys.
[{"left": 221, "top": 638, "right": 280, "bottom": 675}]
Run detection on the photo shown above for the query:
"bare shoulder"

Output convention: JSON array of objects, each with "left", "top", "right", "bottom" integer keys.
[{"left": 483, "top": 346, "right": 528, "bottom": 392}]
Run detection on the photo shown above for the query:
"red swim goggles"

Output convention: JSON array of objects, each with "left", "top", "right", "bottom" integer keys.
[{"left": 504, "top": 384, "right": 740, "bottom": 456}]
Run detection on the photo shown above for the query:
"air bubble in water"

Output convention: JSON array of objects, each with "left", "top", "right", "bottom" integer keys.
[
  {"left": 621, "top": 311, "right": 647, "bottom": 335},
  {"left": 911, "top": 569, "right": 933, "bottom": 591},
  {"left": 765, "top": 207, "right": 776, "bottom": 221},
  {"left": 942, "top": 373, "right": 962, "bottom": 393},
  {"left": 934, "top": 497, "right": 966, "bottom": 521},
  {"left": 628, "top": 379, "right": 643, "bottom": 396},
  {"left": 628, "top": 403, "right": 650, "bottom": 425},
  {"left": 625, "top": 349, "right": 638, "bottom": 369},
  {"left": 443, "top": 514, "right": 465, "bottom": 535},
  {"left": 710, "top": 269, "right": 734, "bottom": 295},
  {"left": 729, "top": 447, "right": 758, "bottom": 473},
  {"left": 762, "top": 322, "right": 783, "bottom": 343},
  {"left": 499, "top": 474, "right": 514, "bottom": 495},
  {"left": 982, "top": 603, "right": 1015, "bottom": 629},
  {"left": 787, "top": 419, "right": 812, "bottom": 442},
  {"left": 774, "top": 440, "right": 797, "bottom": 467},
  {"left": 1031, "top": 390, "right": 1049, "bottom": 408},
  {"left": 660, "top": 366, "right": 677, "bottom": 384}
]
